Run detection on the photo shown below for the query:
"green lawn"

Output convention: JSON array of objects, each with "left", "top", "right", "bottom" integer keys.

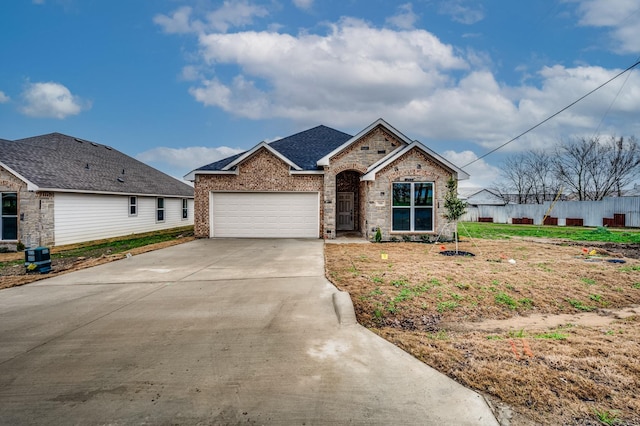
[{"left": 460, "top": 222, "right": 640, "bottom": 243}]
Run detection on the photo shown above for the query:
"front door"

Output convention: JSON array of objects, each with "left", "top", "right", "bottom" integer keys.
[{"left": 337, "top": 192, "right": 354, "bottom": 231}]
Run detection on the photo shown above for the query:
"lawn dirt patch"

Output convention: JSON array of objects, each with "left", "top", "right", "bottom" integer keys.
[
  {"left": 0, "top": 236, "right": 195, "bottom": 289},
  {"left": 325, "top": 238, "right": 640, "bottom": 426}
]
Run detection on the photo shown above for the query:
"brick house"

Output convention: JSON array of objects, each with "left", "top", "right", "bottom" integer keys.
[
  {"left": 185, "top": 119, "right": 469, "bottom": 240},
  {"left": 0, "top": 133, "right": 194, "bottom": 249}
]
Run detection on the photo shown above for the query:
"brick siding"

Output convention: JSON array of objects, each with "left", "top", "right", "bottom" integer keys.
[
  {"left": 0, "top": 166, "right": 55, "bottom": 248},
  {"left": 193, "top": 148, "right": 323, "bottom": 238}
]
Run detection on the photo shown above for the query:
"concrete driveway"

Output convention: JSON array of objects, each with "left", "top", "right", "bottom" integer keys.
[{"left": 0, "top": 239, "right": 498, "bottom": 425}]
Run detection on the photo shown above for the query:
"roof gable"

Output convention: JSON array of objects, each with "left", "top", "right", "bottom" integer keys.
[
  {"left": 186, "top": 125, "right": 352, "bottom": 180},
  {"left": 222, "top": 142, "right": 302, "bottom": 171},
  {"left": 317, "top": 118, "right": 413, "bottom": 167},
  {"left": 2, "top": 133, "right": 193, "bottom": 197},
  {"left": 362, "top": 141, "right": 470, "bottom": 181}
]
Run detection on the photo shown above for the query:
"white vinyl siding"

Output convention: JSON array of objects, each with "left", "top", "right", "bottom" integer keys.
[
  {"left": 54, "top": 193, "right": 194, "bottom": 246},
  {"left": 210, "top": 192, "right": 319, "bottom": 238}
]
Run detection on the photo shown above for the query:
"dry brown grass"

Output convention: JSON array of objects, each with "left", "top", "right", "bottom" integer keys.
[{"left": 325, "top": 239, "right": 640, "bottom": 425}]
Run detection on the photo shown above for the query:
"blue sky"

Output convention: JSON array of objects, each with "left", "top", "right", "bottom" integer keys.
[{"left": 1, "top": 0, "right": 639, "bottom": 188}]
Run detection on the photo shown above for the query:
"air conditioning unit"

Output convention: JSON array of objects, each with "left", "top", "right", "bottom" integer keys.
[{"left": 25, "top": 246, "right": 51, "bottom": 273}]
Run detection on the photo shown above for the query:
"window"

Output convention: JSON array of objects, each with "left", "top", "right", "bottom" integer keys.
[
  {"left": 1, "top": 192, "right": 18, "bottom": 240},
  {"left": 156, "top": 198, "right": 165, "bottom": 222},
  {"left": 129, "top": 196, "right": 137, "bottom": 216},
  {"left": 181, "top": 199, "right": 188, "bottom": 220},
  {"left": 392, "top": 182, "right": 433, "bottom": 232}
]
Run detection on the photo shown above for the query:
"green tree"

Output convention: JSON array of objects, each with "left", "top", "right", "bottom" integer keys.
[{"left": 443, "top": 176, "right": 467, "bottom": 253}]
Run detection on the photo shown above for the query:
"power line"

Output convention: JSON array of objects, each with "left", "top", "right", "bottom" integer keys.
[
  {"left": 463, "top": 58, "right": 640, "bottom": 168},
  {"left": 590, "top": 56, "right": 639, "bottom": 140}
]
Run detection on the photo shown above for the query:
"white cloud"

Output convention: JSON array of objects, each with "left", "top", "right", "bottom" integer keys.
[
  {"left": 293, "top": 0, "right": 313, "bottom": 11},
  {"left": 438, "top": 1, "right": 484, "bottom": 25},
  {"left": 154, "top": 6, "right": 197, "bottom": 34},
  {"left": 161, "top": 8, "right": 640, "bottom": 167},
  {"left": 136, "top": 146, "right": 244, "bottom": 177},
  {"left": 442, "top": 150, "right": 503, "bottom": 189},
  {"left": 0, "top": 91, "right": 9, "bottom": 103},
  {"left": 206, "top": 0, "right": 268, "bottom": 32},
  {"left": 20, "top": 81, "right": 89, "bottom": 119},
  {"left": 180, "top": 65, "right": 202, "bottom": 81},
  {"left": 192, "top": 17, "right": 468, "bottom": 125},
  {"left": 386, "top": 3, "right": 418, "bottom": 30},
  {"left": 155, "top": 1, "right": 268, "bottom": 34},
  {"left": 575, "top": 0, "right": 640, "bottom": 54}
]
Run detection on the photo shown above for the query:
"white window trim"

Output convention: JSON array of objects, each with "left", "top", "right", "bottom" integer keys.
[
  {"left": 156, "top": 197, "right": 165, "bottom": 222},
  {"left": 391, "top": 182, "right": 434, "bottom": 233},
  {"left": 1, "top": 191, "right": 19, "bottom": 241},
  {"left": 129, "top": 196, "right": 137, "bottom": 217}
]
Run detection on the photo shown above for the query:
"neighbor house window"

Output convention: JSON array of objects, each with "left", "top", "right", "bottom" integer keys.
[
  {"left": 129, "top": 196, "right": 137, "bottom": 216},
  {"left": 1, "top": 192, "right": 18, "bottom": 240},
  {"left": 392, "top": 182, "right": 433, "bottom": 232},
  {"left": 181, "top": 199, "right": 188, "bottom": 220},
  {"left": 156, "top": 198, "right": 165, "bottom": 222}
]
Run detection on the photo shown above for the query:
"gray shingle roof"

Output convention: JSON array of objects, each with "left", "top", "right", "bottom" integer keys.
[
  {"left": 195, "top": 125, "right": 353, "bottom": 172},
  {"left": 0, "top": 133, "right": 193, "bottom": 197}
]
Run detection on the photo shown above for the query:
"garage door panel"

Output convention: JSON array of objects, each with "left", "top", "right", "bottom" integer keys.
[{"left": 211, "top": 192, "right": 319, "bottom": 238}]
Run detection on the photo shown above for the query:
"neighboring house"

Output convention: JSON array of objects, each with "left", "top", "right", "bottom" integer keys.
[
  {"left": 185, "top": 119, "right": 469, "bottom": 240},
  {"left": 0, "top": 133, "right": 194, "bottom": 248},
  {"left": 459, "top": 188, "right": 507, "bottom": 206}
]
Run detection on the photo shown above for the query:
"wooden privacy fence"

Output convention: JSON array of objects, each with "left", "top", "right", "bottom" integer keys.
[{"left": 462, "top": 196, "right": 640, "bottom": 228}]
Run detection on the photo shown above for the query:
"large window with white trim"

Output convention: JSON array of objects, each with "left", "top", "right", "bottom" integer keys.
[
  {"left": 392, "top": 182, "right": 434, "bottom": 232},
  {"left": 1, "top": 192, "right": 18, "bottom": 240}
]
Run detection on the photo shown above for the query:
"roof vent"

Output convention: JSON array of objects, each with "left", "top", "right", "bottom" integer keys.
[
  {"left": 117, "top": 177, "right": 124, "bottom": 183},
  {"left": 122, "top": 169, "right": 125, "bottom": 174},
  {"left": 105, "top": 146, "right": 112, "bottom": 150},
  {"left": 85, "top": 163, "right": 90, "bottom": 169},
  {"left": 90, "top": 142, "right": 98, "bottom": 147},
  {"left": 75, "top": 138, "right": 84, "bottom": 143}
]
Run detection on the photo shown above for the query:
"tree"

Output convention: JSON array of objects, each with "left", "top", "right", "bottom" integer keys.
[
  {"left": 443, "top": 176, "right": 467, "bottom": 254},
  {"left": 496, "top": 150, "right": 560, "bottom": 204},
  {"left": 498, "top": 135, "right": 639, "bottom": 202},
  {"left": 555, "top": 136, "right": 640, "bottom": 200}
]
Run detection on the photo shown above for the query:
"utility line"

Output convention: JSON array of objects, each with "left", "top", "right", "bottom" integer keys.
[
  {"left": 590, "top": 56, "right": 639, "bottom": 140},
  {"left": 463, "top": 58, "right": 640, "bottom": 168}
]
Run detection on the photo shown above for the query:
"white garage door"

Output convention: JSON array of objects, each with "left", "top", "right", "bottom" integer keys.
[{"left": 211, "top": 192, "right": 320, "bottom": 238}]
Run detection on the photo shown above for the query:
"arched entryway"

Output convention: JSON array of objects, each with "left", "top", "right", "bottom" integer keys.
[{"left": 335, "top": 170, "right": 363, "bottom": 234}]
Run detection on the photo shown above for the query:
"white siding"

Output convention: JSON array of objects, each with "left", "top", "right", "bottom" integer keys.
[{"left": 54, "top": 193, "right": 194, "bottom": 246}]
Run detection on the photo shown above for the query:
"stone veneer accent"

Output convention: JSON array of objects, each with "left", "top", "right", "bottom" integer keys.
[
  {"left": 0, "top": 165, "right": 55, "bottom": 249},
  {"left": 323, "top": 126, "right": 407, "bottom": 238},
  {"left": 193, "top": 148, "right": 323, "bottom": 238},
  {"left": 365, "top": 148, "right": 454, "bottom": 241}
]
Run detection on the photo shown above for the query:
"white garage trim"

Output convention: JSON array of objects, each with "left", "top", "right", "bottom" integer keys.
[{"left": 210, "top": 192, "right": 320, "bottom": 238}]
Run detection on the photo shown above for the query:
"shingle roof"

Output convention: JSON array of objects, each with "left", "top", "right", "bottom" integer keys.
[
  {"left": 0, "top": 133, "right": 193, "bottom": 197},
  {"left": 194, "top": 125, "right": 353, "bottom": 172}
]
